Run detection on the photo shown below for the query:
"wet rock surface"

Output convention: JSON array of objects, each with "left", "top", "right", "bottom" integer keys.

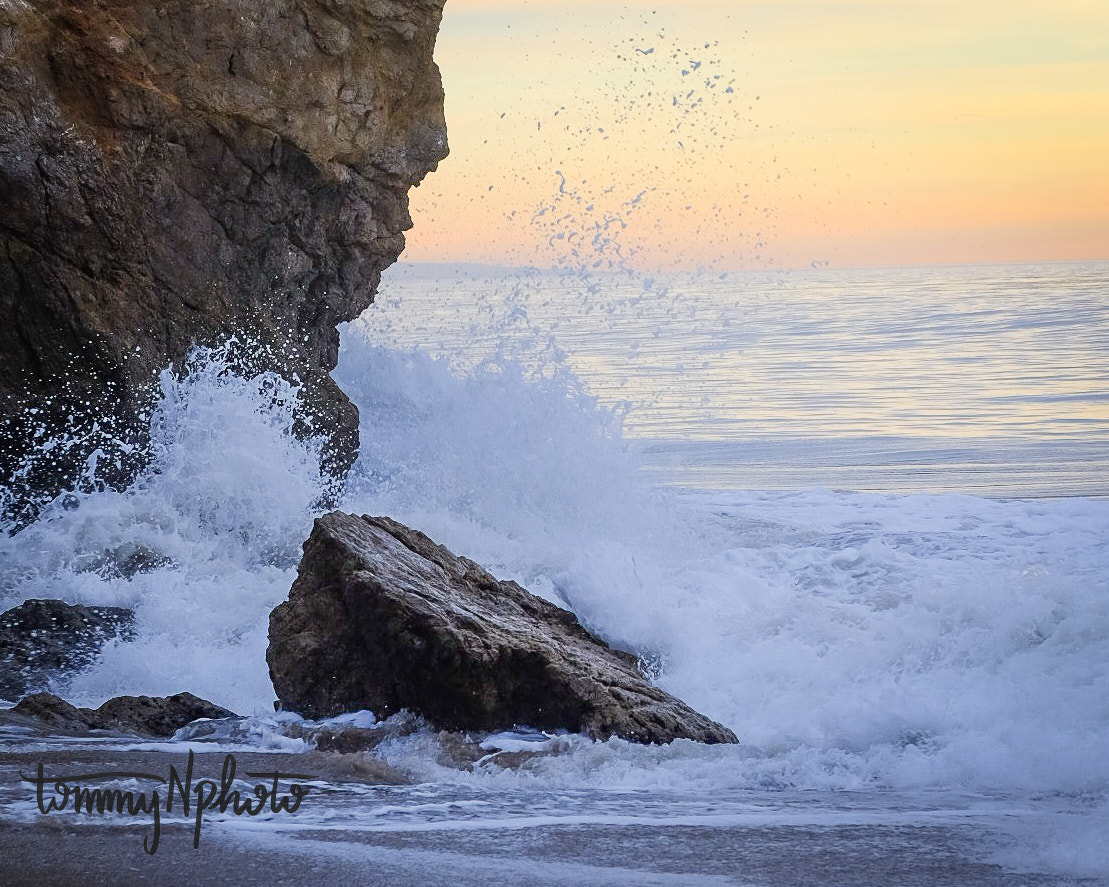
[
  {"left": 0, "top": 0, "right": 448, "bottom": 519},
  {"left": 8, "top": 690, "right": 236, "bottom": 737},
  {"left": 88, "top": 691, "right": 238, "bottom": 737},
  {"left": 0, "top": 598, "right": 135, "bottom": 700},
  {"left": 267, "top": 512, "right": 738, "bottom": 745}
]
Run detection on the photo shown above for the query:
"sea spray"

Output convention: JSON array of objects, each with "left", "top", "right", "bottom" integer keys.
[
  {"left": 333, "top": 313, "right": 1109, "bottom": 797},
  {"left": 0, "top": 346, "right": 328, "bottom": 714},
  {"left": 1, "top": 273, "right": 1108, "bottom": 805}
]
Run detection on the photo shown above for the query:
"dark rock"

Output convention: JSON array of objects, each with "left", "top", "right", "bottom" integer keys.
[
  {"left": 171, "top": 707, "right": 422, "bottom": 757},
  {"left": 311, "top": 726, "right": 385, "bottom": 754},
  {"left": 433, "top": 730, "right": 490, "bottom": 770},
  {"left": 9, "top": 690, "right": 90, "bottom": 732},
  {"left": 85, "top": 692, "right": 237, "bottom": 737},
  {"left": 0, "top": 598, "right": 135, "bottom": 700},
  {"left": 308, "top": 710, "right": 422, "bottom": 754},
  {"left": 428, "top": 730, "right": 572, "bottom": 772},
  {"left": 477, "top": 747, "right": 560, "bottom": 771},
  {"left": 0, "top": 0, "right": 448, "bottom": 521},
  {"left": 8, "top": 690, "right": 236, "bottom": 737},
  {"left": 267, "top": 512, "right": 739, "bottom": 745}
]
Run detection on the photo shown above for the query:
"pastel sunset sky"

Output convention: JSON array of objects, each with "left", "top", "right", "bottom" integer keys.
[{"left": 401, "top": 0, "right": 1109, "bottom": 271}]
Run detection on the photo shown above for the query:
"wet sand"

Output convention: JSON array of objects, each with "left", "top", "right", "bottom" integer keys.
[
  {"left": 0, "top": 741, "right": 1091, "bottom": 886},
  {"left": 0, "top": 815, "right": 1074, "bottom": 887}
]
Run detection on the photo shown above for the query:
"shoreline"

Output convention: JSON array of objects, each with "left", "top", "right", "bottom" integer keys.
[{"left": 1, "top": 739, "right": 1100, "bottom": 886}]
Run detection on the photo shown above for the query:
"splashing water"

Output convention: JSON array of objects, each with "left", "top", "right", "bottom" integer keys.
[
  {"left": 1, "top": 346, "right": 328, "bottom": 714},
  {"left": 1, "top": 276, "right": 1107, "bottom": 819}
]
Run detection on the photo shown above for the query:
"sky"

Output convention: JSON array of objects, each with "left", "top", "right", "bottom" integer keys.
[{"left": 401, "top": 0, "right": 1109, "bottom": 271}]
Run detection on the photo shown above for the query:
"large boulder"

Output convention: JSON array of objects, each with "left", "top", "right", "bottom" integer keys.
[
  {"left": 268, "top": 512, "right": 738, "bottom": 745},
  {"left": 0, "top": 598, "right": 135, "bottom": 700},
  {"left": 0, "top": 0, "right": 448, "bottom": 520}
]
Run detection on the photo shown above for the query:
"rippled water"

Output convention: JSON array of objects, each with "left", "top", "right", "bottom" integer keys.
[{"left": 365, "top": 260, "right": 1109, "bottom": 497}]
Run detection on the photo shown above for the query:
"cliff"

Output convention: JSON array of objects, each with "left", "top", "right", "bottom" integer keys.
[{"left": 0, "top": 0, "right": 448, "bottom": 520}]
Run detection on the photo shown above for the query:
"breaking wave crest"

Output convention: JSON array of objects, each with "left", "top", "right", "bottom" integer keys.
[{"left": 2, "top": 327, "right": 1108, "bottom": 805}]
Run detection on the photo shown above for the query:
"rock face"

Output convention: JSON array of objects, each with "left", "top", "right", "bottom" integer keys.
[
  {"left": 268, "top": 512, "right": 738, "bottom": 745},
  {"left": 9, "top": 690, "right": 235, "bottom": 736},
  {"left": 0, "top": 0, "right": 448, "bottom": 519},
  {"left": 0, "top": 598, "right": 135, "bottom": 700}
]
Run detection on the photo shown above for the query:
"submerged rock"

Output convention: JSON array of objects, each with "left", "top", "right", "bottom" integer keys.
[
  {"left": 267, "top": 512, "right": 738, "bottom": 745},
  {"left": 0, "top": 0, "right": 448, "bottom": 520},
  {"left": 8, "top": 690, "right": 236, "bottom": 737},
  {"left": 72, "top": 543, "right": 175, "bottom": 580},
  {"left": 0, "top": 599, "right": 135, "bottom": 700}
]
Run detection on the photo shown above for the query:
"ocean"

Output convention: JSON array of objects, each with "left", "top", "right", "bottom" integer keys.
[{"left": 1, "top": 260, "right": 1107, "bottom": 883}]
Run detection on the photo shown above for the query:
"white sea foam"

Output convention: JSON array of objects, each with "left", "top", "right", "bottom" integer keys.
[
  {"left": 0, "top": 347, "right": 325, "bottom": 714},
  {"left": 332, "top": 307, "right": 1109, "bottom": 798},
  {"left": 1, "top": 268, "right": 1107, "bottom": 885}
]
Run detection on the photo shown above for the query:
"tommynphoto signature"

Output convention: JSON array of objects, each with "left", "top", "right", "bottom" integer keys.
[{"left": 21, "top": 750, "right": 312, "bottom": 854}]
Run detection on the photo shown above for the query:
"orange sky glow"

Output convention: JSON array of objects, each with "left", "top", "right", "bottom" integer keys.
[{"left": 401, "top": 0, "right": 1109, "bottom": 271}]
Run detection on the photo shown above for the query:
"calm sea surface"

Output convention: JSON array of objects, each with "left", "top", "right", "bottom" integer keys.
[{"left": 367, "top": 261, "right": 1109, "bottom": 498}]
